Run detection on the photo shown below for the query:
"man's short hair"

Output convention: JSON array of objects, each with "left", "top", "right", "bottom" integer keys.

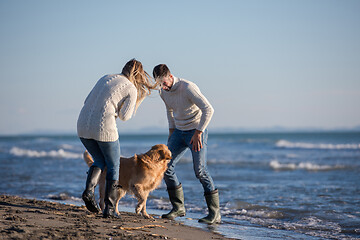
[{"left": 153, "top": 64, "right": 170, "bottom": 78}]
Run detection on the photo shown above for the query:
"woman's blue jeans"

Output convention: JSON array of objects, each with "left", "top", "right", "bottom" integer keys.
[
  {"left": 80, "top": 138, "right": 120, "bottom": 181},
  {"left": 164, "top": 129, "right": 216, "bottom": 193}
]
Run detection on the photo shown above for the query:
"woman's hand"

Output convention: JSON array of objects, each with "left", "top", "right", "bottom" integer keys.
[{"left": 190, "top": 130, "right": 203, "bottom": 152}]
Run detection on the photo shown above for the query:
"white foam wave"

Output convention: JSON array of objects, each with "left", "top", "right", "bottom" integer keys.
[
  {"left": 270, "top": 160, "right": 345, "bottom": 171},
  {"left": 276, "top": 140, "right": 360, "bottom": 150},
  {"left": 239, "top": 209, "right": 284, "bottom": 219},
  {"left": 151, "top": 198, "right": 172, "bottom": 210},
  {"left": 47, "top": 193, "right": 82, "bottom": 201},
  {"left": 60, "top": 144, "right": 74, "bottom": 150},
  {"left": 10, "top": 147, "right": 82, "bottom": 159},
  {"left": 282, "top": 216, "right": 344, "bottom": 239},
  {"left": 227, "top": 207, "right": 348, "bottom": 240}
]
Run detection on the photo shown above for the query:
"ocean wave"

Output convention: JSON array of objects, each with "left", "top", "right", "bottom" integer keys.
[
  {"left": 276, "top": 140, "right": 360, "bottom": 150},
  {"left": 269, "top": 160, "right": 345, "bottom": 171},
  {"left": 239, "top": 209, "right": 284, "bottom": 219},
  {"left": 47, "top": 193, "right": 81, "bottom": 201},
  {"left": 9, "top": 147, "right": 82, "bottom": 159},
  {"left": 59, "top": 144, "right": 74, "bottom": 150},
  {"left": 227, "top": 208, "right": 349, "bottom": 239},
  {"left": 151, "top": 198, "right": 204, "bottom": 212},
  {"left": 223, "top": 200, "right": 285, "bottom": 219}
]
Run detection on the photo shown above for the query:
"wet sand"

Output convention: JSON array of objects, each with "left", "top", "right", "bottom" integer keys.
[{"left": 0, "top": 195, "right": 230, "bottom": 240}]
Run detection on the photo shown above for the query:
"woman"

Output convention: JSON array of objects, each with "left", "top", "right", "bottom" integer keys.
[{"left": 77, "top": 59, "right": 156, "bottom": 218}]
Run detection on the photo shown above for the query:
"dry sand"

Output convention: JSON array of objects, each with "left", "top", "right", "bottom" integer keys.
[{"left": 0, "top": 195, "right": 230, "bottom": 240}]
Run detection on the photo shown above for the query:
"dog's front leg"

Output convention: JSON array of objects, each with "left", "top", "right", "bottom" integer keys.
[
  {"left": 132, "top": 184, "right": 152, "bottom": 219},
  {"left": 115, "top": 189, "right": 126, "bottom": 216}
]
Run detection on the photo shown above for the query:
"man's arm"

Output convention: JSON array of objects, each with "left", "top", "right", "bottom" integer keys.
[
  {"left": 187, "top": 84, "right": 214, "bottom": 132},
  {"left": 187, "top": 83, "right": 214, "bottom": 152}
]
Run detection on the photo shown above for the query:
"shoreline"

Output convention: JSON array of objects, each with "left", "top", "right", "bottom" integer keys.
[{"left": 0, "top": 194, "right": 231, "bottom": 240}]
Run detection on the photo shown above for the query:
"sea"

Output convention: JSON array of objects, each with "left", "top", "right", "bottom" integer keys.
[{"left": 0, "top": 132, "right": 359, "bottom": 240}]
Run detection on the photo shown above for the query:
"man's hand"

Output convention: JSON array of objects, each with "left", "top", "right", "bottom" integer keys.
[{"left": 190, "top": 130, "right": 203, "bottom": 152}]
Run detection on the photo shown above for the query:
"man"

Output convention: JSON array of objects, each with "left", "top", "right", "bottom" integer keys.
[{"left": 153, "top": 64, "right": 221, "bottom": 224}]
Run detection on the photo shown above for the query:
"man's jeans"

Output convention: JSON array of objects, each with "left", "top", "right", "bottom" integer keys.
[
  {"left": 80, "top": 138, "right": 120, "bottom": 181},
  {"left": 164, "top": 129, "right": 216, "bottom": 193}
]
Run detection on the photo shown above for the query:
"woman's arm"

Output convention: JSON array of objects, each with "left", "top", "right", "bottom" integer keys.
[{"left": 118, "top": 87, "right": 137, "bottom": 121}]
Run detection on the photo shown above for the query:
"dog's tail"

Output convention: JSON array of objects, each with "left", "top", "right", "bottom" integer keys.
[{"left": 83, "top": 151, "right": 94, "bottom": 167}]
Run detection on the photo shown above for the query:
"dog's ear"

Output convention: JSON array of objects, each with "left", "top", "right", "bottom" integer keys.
[
  {"left": 151, "top": 144, "right": 162, "bottom": 150},
  {"left": 159, "top": 149, "right": 172, "bottom": 160}
]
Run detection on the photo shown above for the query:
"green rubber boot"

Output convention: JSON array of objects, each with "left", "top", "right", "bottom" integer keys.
[
  {"left": 198, "top": 189, "right": 221, "bottom": 224},
  {"left": 103, "top": 180, "right": 121, "bottom": 219},
  {"left": 82, "top": 166, "right": 102, "bottom": 213},
  {"left": 162, "top": 184, "right": 186, "bottom": 219}
]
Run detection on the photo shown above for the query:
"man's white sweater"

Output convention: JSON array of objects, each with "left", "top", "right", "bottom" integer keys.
[
  {"left": 160, "top": 77, "right": 214, "bottom": 132},
  {"left": 77, "top": 74, "right": 137, "bottom": 142}
]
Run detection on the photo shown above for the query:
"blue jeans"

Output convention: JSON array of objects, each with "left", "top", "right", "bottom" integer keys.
[
  {"left": 80, "top": 138, "right": 120, "bottom": 181},
  {"left": 164, "top": 129, "right": 216, "bottom": 193}
]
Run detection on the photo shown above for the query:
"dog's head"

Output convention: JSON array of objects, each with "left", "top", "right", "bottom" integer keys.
[{"left": 150, "top": 144, "right": 172, "bottom": 161}]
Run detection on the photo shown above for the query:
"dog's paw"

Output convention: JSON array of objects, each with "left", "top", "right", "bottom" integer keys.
[{"left": 143, "top": 213, "right": 153, "bottom": 219}]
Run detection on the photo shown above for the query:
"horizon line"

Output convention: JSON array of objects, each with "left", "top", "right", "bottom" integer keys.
[{"left": 1, "top": 125, "right": 360, "bottom": 136}]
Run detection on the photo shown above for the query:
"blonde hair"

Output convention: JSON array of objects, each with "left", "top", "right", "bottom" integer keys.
[{"left": 121, "top": 59, "right": 158, "bottom": 113}]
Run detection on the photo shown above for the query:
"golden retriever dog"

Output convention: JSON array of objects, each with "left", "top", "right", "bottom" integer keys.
[{"left": 83, "top": 144, "right": 171, "bottom": 219}]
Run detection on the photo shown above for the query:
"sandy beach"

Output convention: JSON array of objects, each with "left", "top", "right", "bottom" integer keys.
[{"left": 0, "top": 195, "right": 230, "bottom": 240}]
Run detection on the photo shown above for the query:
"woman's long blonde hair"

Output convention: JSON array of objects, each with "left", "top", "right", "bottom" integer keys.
[{"left": 121, "top": 59, "right": 158, "bottom": 113}]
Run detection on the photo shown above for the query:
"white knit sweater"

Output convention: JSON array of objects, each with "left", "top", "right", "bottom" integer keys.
[
  {"left": 160, "top": 77, "right": 214, "bottom": 132},
  {"left": 77, "top": 74, "right": 137, "bottom": 142}
]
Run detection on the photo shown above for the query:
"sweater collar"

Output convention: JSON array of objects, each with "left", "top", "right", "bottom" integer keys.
[{"left": 169, "top": 76, "right": 180, "bottom": 92}]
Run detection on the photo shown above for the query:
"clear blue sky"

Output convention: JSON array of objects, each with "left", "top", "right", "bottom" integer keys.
[{"left": 0, "top": 0, "right": 359, "bottom": 135}]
